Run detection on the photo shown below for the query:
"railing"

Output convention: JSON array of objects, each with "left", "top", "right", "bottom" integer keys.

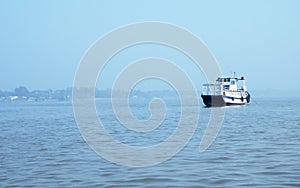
[{"left": 202, "top": 84, "right": 222, "bottom": 95}]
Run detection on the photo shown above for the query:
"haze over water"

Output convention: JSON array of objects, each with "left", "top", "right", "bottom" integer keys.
[{"left": 1, "top": 1, "right": 300, "bottom": 187}]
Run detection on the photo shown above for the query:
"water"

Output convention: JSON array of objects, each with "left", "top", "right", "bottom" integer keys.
[{"left": 1, "top": 97, "right": 300, "bottom": 187}]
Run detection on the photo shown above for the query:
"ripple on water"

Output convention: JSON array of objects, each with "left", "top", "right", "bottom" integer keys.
[{"left": 1, "top": 99, "right": 300, "bottom": 187}]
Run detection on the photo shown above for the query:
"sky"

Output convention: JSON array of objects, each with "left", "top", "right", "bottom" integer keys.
[{"left": 0, "top": 0, "right": 300, "bottom": 92}]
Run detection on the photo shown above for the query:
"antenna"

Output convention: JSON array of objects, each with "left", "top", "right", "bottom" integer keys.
[{"left": 234, "top": 72, "right": 236, "bottom": 78}]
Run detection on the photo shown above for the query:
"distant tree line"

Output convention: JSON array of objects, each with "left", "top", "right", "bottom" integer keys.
[
  {"left": 0, "top": 86, "right": 118, "bottom": 102},
  {"left": 0, "top": 86, "right": 74, "bottom": 101},
  {"left": 0, "top": 86, "right": 187, "bottom": 102}
]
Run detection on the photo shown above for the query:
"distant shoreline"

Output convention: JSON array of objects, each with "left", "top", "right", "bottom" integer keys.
[{"left": 1, "top": 86, "right": 300, "bottom": 102}]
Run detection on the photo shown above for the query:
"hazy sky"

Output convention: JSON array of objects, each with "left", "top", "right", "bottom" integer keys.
[{"left": 1, "top": 0, "right": 299, "bottom": 92}]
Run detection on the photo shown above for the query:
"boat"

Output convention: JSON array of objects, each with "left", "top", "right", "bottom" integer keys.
[{"left": 201, "top": 75, "right": 250, "bottom": 107}]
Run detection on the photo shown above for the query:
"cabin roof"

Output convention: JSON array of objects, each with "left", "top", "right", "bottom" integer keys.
[{"left": 217, "top": 76, "right": 245, "bottom": 80}]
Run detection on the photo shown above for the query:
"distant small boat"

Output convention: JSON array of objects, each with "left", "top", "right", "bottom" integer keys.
[{"left": 201, "top": 75, "right": 250, "bottom": 107}]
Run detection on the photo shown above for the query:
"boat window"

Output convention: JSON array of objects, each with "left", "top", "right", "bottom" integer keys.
[{"left": 231, "top": 80, "right": 235, "bottom": 85}]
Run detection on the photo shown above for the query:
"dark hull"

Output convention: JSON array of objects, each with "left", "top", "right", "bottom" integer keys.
[
  {"left": 201, "top": 94, "right": 250, "bottom": 107},
  {"left": 201, "top": 95, "right": 226, "bottom": 107}
]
